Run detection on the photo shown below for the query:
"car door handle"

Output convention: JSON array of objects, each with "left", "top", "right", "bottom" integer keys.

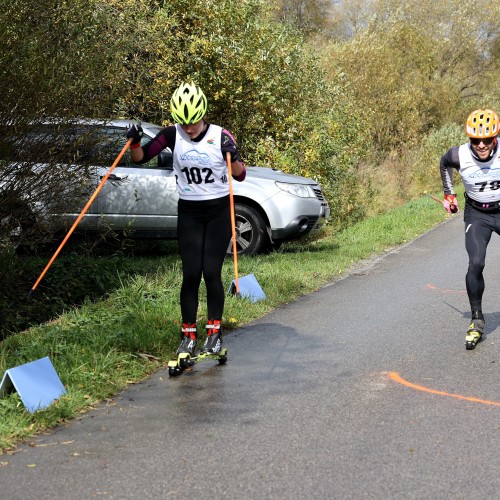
[{"left": 100, "top": 174, "right": 123, "bottom": 181}]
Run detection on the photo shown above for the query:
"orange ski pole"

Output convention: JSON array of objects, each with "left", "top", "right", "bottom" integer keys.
[
  {"left": 427, "top": 193, "right": 458, "bottom": 213},
  {"left": 30, "top": 138, "right": 133, "bottom": 295},
  {"left": 226, "top": 151, "right": 240, "bottom": 296},
  {"left": 427, "top": 194, "right": 444, "bottom": 205}
]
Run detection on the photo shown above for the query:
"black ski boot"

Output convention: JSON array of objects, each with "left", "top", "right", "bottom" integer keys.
[
  {"left": 465, "top": 311, "right": 484, "bottom": 350},
  {"left": 176, "top": 323, "right": 197, "bottom": 356},
  {"left": 200, "top": 319, "right": 222, "bottom": 354}
]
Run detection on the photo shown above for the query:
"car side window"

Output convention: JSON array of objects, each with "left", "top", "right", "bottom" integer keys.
[
  {"left": 87, "top": 127, "right": 134, "bottom": 167},
  {"left": 0, "top": 125, "right": 91, "bottom": 164},
  {"left": 91, "top": 127, "right": 172, "bottom": 170},
  {"left": 0, "top": 123, "right": 173, "bottom": 169}
]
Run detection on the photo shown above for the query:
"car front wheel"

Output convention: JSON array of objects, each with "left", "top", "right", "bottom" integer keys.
[
  {"left": 227, "top": 203, "right": 268, "bottom": 256},
  {"left": 0, "top": 199, "right": 37, "bottom": 252}
]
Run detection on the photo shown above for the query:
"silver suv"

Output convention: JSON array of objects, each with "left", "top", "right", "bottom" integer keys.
[{"left": 3, "top": 120, "right": 330, "bottom": 255}]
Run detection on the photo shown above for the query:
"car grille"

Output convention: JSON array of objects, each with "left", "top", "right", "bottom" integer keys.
[
  {"left": 313, "top": 187, "right": 328, "bottom": 206},
  {"left": 307, "top": 216, "right": 319, "bottom": 230}
]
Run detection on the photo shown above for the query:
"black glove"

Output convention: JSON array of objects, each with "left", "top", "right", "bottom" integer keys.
[{"left": 126, "top": 124, "right": 143, "bottom": 145}]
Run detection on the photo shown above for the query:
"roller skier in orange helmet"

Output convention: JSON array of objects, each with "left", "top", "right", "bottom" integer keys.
[{"left": 439, "top": 108, "right": 500, "bottom": 349}]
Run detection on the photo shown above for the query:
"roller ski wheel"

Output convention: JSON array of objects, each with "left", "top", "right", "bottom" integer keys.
[
  {"left": 167, "top": 349, "right": 228, "bottom": 377},
  {"left": 217, "top": 350, "right": 228, "bottom": 365},
  {"left": 465, "top": 318, "right": 484, "bottom": 350},
  {"left": 465, "top": 331, "right": 482, "bottom": 350},
  {"left": 194, "top": 348, "right": 229, "bottom": 365},
  {"left": 167, "top": 353, "right": 193, "bottom": 377},
  {"left": 168, "top": 364, "right": 182, "bottom": 377}
]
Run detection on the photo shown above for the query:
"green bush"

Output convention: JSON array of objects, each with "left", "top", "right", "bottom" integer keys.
[
  {"left": 118, "top": 0, "right": 366, "bottom": 230},
  {"left": 411, "top": 124, "right": 467, "bottom": 194}
]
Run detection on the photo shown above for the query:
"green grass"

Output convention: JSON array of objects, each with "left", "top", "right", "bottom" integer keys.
[{"left": 0, "top": 193, "right": 454, "bottom": 452}]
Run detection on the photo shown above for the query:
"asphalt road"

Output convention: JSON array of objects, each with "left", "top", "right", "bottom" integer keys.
[{"left": 2, "top": 215, "right": 500, "bottom": 499}]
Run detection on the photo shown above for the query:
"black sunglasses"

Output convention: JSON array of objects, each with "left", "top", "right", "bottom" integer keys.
[{"left": 470, "top": 137, "right": 495, "bottom": 146}]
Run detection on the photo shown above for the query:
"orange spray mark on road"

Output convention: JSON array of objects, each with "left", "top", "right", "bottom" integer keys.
[
  {"left": 425, "top": 284, "right": 466, "bottom": 295},
  {"left": 388, "top": 372, "right": 500, "bottom": 407}
]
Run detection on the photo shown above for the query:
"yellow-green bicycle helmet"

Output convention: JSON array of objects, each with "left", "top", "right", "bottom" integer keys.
[{"left": 170, "top": 82, "right": 208, "bottom": 125}]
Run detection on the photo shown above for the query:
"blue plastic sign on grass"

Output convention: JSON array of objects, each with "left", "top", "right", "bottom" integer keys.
[
  {"left": 228, "top": 273, "right": 266, "bottom": 302},
  {"left": 0, "top": 356, "right": 66, "bottom": 413}
]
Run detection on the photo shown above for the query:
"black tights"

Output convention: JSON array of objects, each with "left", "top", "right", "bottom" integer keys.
[
  {"left": 464, "top": 204, "right": 500, "bottom": 312},
  {"left": 177, "top": 196, "right": 231, "bottom": 323}
]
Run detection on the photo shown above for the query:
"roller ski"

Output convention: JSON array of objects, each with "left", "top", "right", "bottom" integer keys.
[
  {"left": 168, "top": 320, "right": 228, "bottom": 377},
  {"left": 465, "top": 312, "right": 484, "bottom": 350}
]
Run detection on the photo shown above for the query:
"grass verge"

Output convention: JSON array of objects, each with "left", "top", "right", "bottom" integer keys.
[{"left": 0, "top": 193, "right": 455, "bottom": 452}]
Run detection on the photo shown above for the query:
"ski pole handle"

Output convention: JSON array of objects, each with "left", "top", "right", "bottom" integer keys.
[{"left": 427, "top": 194, "right": 458, "bottom": 213}]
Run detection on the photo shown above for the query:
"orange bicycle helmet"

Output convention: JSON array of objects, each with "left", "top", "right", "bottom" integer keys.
[{"left": 465, "top": 109, "right": 499, "bottom": 138}]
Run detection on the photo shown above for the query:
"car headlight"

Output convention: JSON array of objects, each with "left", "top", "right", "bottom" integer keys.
[{"left": 275, "top": 182, "right": 315, "bottom": 198}]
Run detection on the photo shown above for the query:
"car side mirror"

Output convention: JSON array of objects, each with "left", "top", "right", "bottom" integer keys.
[{"left": 158, "top": 149, "right": 173, "bottom": 169}]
